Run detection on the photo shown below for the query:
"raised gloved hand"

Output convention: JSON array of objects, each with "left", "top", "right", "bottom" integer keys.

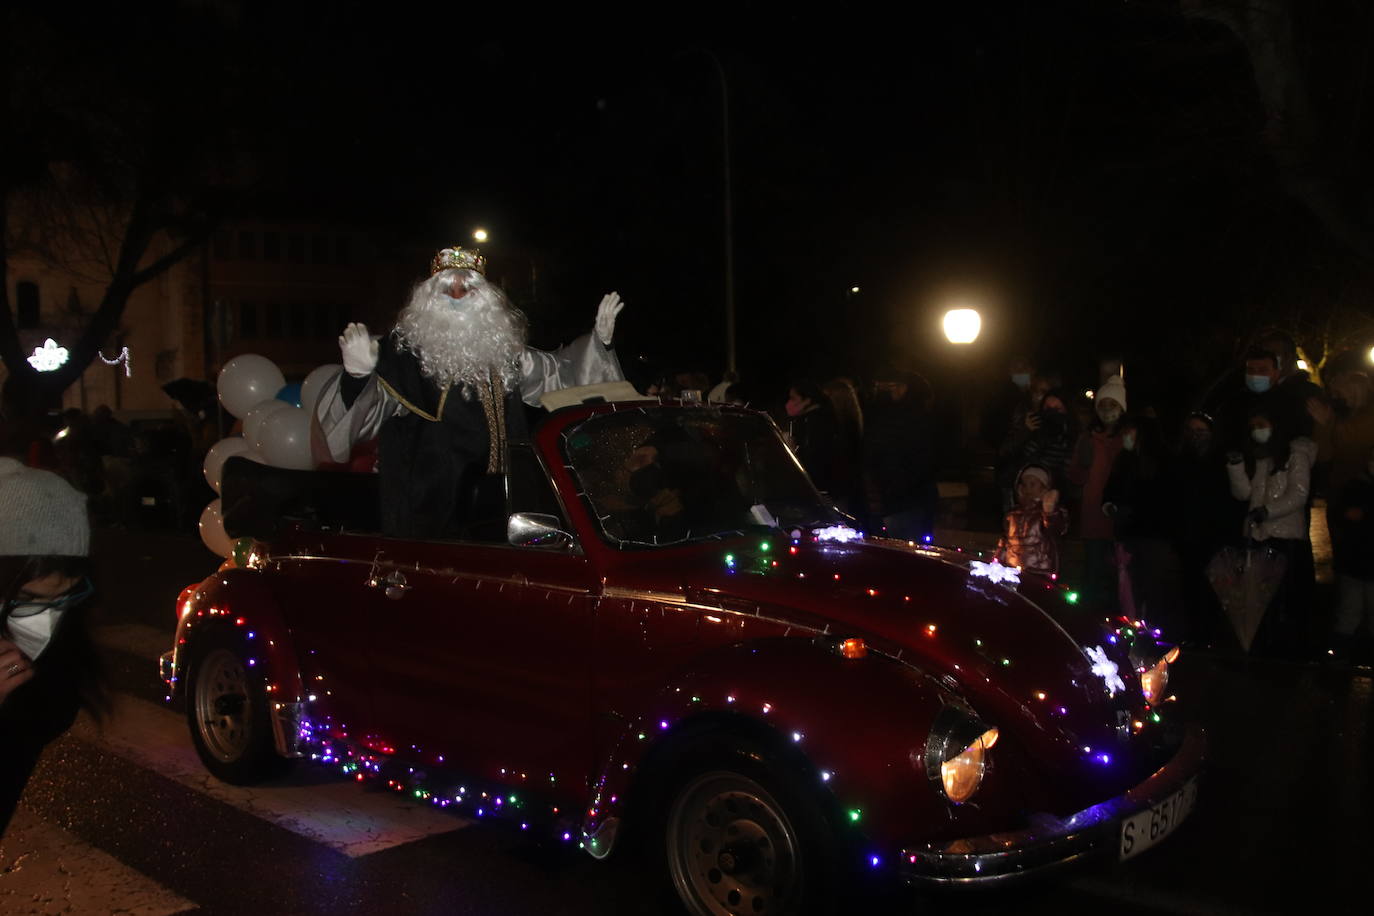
[
  {"left": 339, "top": 322, "right": 379, "bottom": 378},
  {"left": 595, "top": 292, "right": 625, "bottom": 347}
]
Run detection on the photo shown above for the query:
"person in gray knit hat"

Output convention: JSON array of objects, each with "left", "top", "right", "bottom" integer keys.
[{"left": 0, "top": 452, "right": 106, "bottom": 837}]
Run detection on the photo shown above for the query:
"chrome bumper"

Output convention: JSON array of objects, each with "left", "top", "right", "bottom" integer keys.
[
  {"left": 900, "top": 725, "right": 1206, "bottom": 885},
  {"left": 159, "top": 650, "right": 176, "bottom": 689}
]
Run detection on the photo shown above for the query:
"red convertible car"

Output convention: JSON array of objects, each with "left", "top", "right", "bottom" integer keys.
[{"left": 160, "top": 400, "right": 1203, "bottom": 915}]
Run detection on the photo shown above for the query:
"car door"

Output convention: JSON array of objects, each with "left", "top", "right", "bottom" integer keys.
[
  {"left": 267, "top": 527, "right": 394, "bottom": 751},
  {"left": 363, "top": 442, "right": 598, "bottom": 801}
]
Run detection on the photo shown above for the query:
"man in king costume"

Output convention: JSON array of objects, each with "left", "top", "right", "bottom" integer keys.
[{"left": 313, "top": 245, "right": 626, "bottom": 538}]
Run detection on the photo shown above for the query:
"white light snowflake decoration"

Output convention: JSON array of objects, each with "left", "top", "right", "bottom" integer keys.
[
  {"left": 968, "top": 559, "right": 1021, "bottom": 586},
  {"left": 813, "top": 525, "right": 862, "bottom": 543},
  {"left": 27, "top": 338, "right": 69, "bottom": 372},
  {"left": 1084, "top": 645, "right": 1127, "bottom": 697}
]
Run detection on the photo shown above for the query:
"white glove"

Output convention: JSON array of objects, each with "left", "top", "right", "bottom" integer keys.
[
  {"left": 339, "top": 322, "right": 379, "bottom": 378},
  {"left": 594, "top": 292, "right": 625, "bottom": 347}
]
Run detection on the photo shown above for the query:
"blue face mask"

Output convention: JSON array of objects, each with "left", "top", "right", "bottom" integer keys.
[
  {"left": 1011, "top": 373, "right": 1031, "bottom": 390},
  {"left": 1245, "top": 374, "right": 1272, "bottom": 394}
]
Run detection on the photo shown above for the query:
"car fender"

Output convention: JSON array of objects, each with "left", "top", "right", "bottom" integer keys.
[
  {"left": 582, "top": 636, "right": 1011, "bottom": 860},
  {"left": 168, "top": 569, "right": 306, "bottom": 756}
]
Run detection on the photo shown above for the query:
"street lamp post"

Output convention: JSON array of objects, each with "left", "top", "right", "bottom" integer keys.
[{"left": 942, "top": 307, "right": 983, "bottom": 469}]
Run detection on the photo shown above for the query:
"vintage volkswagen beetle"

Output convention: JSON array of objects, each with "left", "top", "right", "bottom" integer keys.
[{"left": 160, "top": 400, "right": 1203, "bottom": 915}]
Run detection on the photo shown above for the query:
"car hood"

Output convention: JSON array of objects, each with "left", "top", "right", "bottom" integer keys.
[{"left": 606, "top": 535, "right": 1147, "bottom": 781}]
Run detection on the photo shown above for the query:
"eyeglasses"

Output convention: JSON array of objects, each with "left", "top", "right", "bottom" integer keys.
[{"left": 4, "top": 577, "right": 94, "bottom": 618}]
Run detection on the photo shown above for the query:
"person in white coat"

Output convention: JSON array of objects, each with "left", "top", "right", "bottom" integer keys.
[{"left": 1226, "top": 407, "right": 1316, "bottom": 654}]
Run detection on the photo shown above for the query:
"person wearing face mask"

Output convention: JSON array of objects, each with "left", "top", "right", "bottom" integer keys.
[
  {"left": 1067, "top": 374, "right": 1128, "bottom": 611},
  {"left": 781, "top": 380, "right": 839, "bottom": 497},
  {"left": 1228, "top": 344, "right": 1322, "bottom": 450},
  {"left": 0, "top": 445, "right": 106, "bottom": 837},
  {"left": 1226, "top": 408, "right": 1317, "bottom": 656},
  {"left": 998, "top": 389, "right": 1075, "bottom": 512},
  {"left": 987, "top": 361, "right": 1048, "bottom": 511}
]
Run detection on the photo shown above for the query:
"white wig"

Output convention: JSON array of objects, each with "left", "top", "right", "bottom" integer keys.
[{"left": 393, "top": 269, "right": 528, "bottom": 393}]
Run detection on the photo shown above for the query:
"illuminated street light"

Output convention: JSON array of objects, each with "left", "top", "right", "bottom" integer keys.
[
  {"left": 850, "top": 286, "right": 861, "bottom": 294},
  {"left": 473, "top": 228, "right": 489, "bottom": 243},
  {"left": 942, "top": 308, "right": 981, "bottom": 345},
  {"left": 1368, "top": 345, "right": 1374, "bottom": 365},
  {"left": 1296, "top": 359, "right": 1309, "bottom": 371}
]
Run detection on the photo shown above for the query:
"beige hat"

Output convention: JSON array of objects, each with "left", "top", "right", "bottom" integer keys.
[
  {"left": 1095, "top": 375, "right": 1127, "bottom": 417},
  {"left": 0, "top": 458, "right": 90, "bottom": 557}
]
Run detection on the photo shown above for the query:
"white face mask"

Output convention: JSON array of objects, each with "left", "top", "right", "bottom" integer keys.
[
  {"left": 4, "top": 606, "right": 64, "bottom": 660},
  {"left": 1122, "top": 433, "right": 1137, "bottom": 451},
  {"left": 1251, "top": 427, "right": 1273, "bottom": 444}
]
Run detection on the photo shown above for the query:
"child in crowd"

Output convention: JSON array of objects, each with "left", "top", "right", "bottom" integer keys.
[{"left": 997, "top": 465, "right": 1069, "bottom": 576}]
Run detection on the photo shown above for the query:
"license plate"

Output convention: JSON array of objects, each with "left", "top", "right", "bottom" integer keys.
[{"left": 1120, "top": 778, "right": 1197, "bottom": 861}]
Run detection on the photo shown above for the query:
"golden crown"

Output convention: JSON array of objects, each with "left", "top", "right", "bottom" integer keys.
[{"left": 430, "top": 246, "right": 487, "bottom": 277}]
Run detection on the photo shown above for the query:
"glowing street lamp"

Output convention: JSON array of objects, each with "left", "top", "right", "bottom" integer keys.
[
  {"left": 472, "top": 228, "right": 489, "bottom": 243},
  {"left": 942, "top": 308, "right": 981, "bottom": 345}
]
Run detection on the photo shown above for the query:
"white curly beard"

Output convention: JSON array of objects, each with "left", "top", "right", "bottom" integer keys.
[{"left": 393, "top": 269, "right": 528, "bottom": 394}]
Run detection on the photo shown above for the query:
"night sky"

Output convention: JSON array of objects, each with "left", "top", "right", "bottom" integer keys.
[{"left": 8, "top": 0, "right": 1374, "bottom": 414}]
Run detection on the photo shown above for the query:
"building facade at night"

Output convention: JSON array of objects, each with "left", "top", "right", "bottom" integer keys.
[{"left": 4, "top": 216, "right": 418, "bottom": 416}]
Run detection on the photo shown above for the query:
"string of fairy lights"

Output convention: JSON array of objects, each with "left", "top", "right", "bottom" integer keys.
[{"left": 168, "top": 527, "right": 1181, "bottom": 874}]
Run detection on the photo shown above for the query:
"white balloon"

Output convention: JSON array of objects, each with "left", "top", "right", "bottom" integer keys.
[
  {"left": 199, "top": 498, "right": 232, "bottom": 557},
  {"left": 203, "top": 436, "right": 250, "bottom": 494},
  {"left": 217, "top": 354, "right": 286, "bottom": 419},
  {"left": 244, "top": 399, "right": 290, "bottom": 452},
  {"left": 258, "top": 406, "right": 314, "bottom": 470},
  {"left": 300, "top": 364, "right": 342, "bottom": 417}
]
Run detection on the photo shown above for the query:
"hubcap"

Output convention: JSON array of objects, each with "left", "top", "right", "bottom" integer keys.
[
  {"left": 195, "top": 648, "right": 253, "bottom": 762},
  {"left": 667, "top": 771, "right": 802, "bottom": 916}
]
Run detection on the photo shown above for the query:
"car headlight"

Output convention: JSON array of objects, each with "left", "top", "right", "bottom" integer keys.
[
  {"left": 1140, "top": 646, "right": 1180, "bottom": 704},
  {"left": 924, "top": 706, "right": 999, "bottom": 805}
]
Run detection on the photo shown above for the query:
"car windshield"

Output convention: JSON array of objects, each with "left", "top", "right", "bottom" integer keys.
[{"left": 561, "top": 406, "right": 845, "bottom": 548}]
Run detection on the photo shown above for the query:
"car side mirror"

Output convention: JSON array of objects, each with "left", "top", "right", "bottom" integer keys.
[{"left": 507, "top": 512, "right": 574, "bottom": 548}]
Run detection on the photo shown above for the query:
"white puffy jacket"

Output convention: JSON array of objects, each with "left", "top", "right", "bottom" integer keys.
[{"left": 1226, "top": 437, "right": 1315, "bottom": 541}]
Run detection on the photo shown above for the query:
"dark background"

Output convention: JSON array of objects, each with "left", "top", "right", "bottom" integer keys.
[{"left": 7, "top": 0, "right": 1374, "bottom": 415}]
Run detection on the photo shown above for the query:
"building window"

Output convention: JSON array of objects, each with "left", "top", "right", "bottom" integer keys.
[
  {"left": 288, "top": 233, "right": 305, "bottom": 264},
  {"left": 239, "top": 302, "right": 259, "bottom": 339},
  {"left": 264, "top": 303, "right": 284, "bottom": 338},
  {"left": 15, "top": 281, "right": 40, "bottom": 329},
  {"left": 238, "top": 230, "right": 257, "bottom": 260},
  {"left": 311, "top": 234, "right": 330, "bottom": 264},
  {"left": 262, "top": 231, "right": 281, "bottom": 261},
  {"left": 213, "top": 230, "right": 233, "bottom": 260},
  {"left": 289, "top": 303, "right": 308, "bottom": 338}
]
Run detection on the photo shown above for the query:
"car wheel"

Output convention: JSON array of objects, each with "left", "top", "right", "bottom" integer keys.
[
  {"left": 186, "top": 628, "right": 289, "bottom": 785},
  {"left": 663, "top": 748, "right": 842, "bottom": 916}
]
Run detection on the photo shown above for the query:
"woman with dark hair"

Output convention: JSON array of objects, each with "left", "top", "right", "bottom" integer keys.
[
  {"left": 1226, "top": 406, "right": 1317, "bottom": 655},
  {"left": 0, "top": 453, "right": 105, "bottom": 837}
]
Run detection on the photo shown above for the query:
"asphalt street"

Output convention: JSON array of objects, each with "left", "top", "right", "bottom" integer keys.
[{"left": 0, "top": 528, "right": 1368, "bottom": 915}]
